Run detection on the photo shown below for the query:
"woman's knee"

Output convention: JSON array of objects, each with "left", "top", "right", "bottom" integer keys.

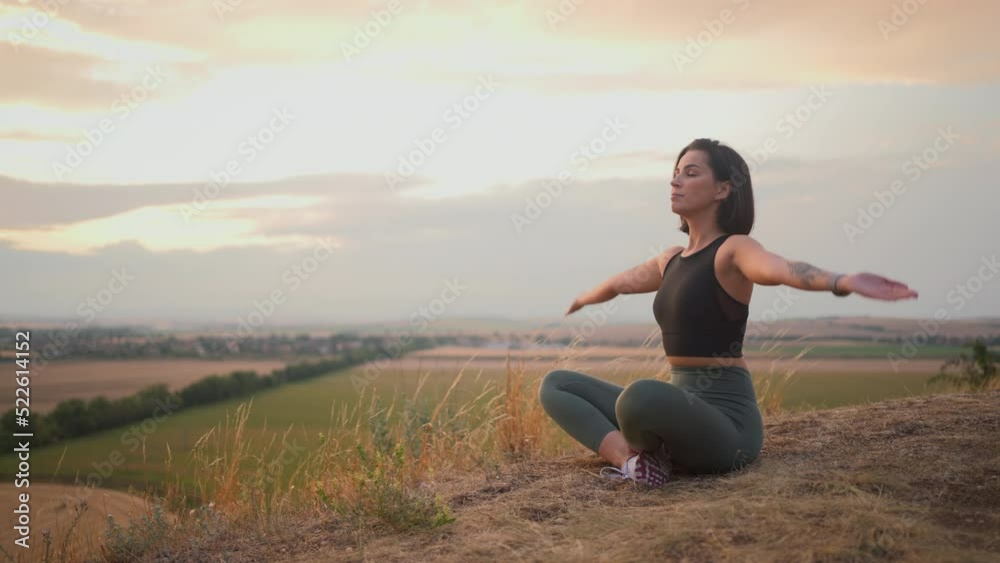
[
  {"left": 615, "top": 378, "right": 682, "bottom": 425},
  {"left": 540, "top": 369, "right": 577, "bottom": 391},
  {"left": 538, "top": 369, "right": 576, "bottom": 405}
]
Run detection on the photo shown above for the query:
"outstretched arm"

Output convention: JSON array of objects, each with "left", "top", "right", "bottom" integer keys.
[
  {"left": 730, "top": 235, "right": 918, "bottom": 301},
  {"left": 565, "top": 246, "right": 684, "bottom": 315}
]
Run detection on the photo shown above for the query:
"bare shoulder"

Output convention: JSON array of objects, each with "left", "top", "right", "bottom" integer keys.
[
  {"left": 724, "top": 234, "right": 760, "bottom": 247},
  {"left": 720, "top": 234, "right": 764, "bottom": 257},
  {"left": 717, "top": 235, "right": 767, "bottom": 273},
  {"left": 655, "top": 245, "right": 685, "bottom": 277}
]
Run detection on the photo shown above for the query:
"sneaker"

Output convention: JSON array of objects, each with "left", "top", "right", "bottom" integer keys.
[{"left": 599, "top": 449, "right": 672, "bottom": 487}]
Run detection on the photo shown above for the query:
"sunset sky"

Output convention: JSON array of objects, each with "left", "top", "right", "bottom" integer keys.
[{"left": 2, "top": 0, "right": 999, "bottom": 326}]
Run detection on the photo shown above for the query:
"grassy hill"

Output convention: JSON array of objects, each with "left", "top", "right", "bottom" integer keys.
[{"left": 122, "top": 389, "right": 1000, "bottom": 562}]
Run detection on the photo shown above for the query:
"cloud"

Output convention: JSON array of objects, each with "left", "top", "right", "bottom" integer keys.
[
  {"left": 3, "top": 0, "right": 996, "bottom": 105},
  {"left": 0, "top": 173, "right": 400, "bottom": 229},
  {"left": 0, "top": 45, "right": 122, "bottom": 110},
  {"left": 0, "top": 194, "right": 333, "bottom": 254},
  {"left": 3, "top": 150, "right": 998, "bottom": 323}
]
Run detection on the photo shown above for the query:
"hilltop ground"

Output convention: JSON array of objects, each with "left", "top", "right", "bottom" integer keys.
[{"left": 153, "top": 389, "right": 999, "bottom": 563}]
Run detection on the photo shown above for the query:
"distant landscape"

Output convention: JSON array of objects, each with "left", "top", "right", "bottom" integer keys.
[{"left": 0, "top": 316, "right": 997, "bottom": 561}]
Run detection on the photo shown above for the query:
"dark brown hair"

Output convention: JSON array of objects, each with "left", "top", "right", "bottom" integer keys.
[{"left": 675, "top": 138, "right": 755, "bottom": 235}]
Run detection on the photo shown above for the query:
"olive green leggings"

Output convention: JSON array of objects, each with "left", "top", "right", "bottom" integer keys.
[{"left": 538, "top": 366, "right": 764, "bottom": 474}]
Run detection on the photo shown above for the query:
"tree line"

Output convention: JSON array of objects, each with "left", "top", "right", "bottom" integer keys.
[{"left": 1, "top": 339, "right": 433, "bottom": 452}]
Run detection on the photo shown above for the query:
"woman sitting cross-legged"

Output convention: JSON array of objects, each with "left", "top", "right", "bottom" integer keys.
[{"left": 539, "top": 138, "right": 919, "bottom": 487}]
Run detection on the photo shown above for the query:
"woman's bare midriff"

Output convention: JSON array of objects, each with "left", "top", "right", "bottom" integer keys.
[{"left": 666, "top": 355, "right": 749, "bottom": 370}]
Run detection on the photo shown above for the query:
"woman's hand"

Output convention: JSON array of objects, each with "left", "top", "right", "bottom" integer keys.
[
  {"left": 565, "top": 298, "right": 584, "bottom": 316},
  {"left": 841, "top": 273, "right": 918, "bottom": 301}
]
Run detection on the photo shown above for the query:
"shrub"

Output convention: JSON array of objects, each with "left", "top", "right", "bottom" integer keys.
[
  {"left": 316, "top": 443, "right": 455, "bottom": 532},
  {"left": 930, "top": 338, "right": 999, "bottom": 391},
  {"left": 101, "top": 499, "right": 173, "bottom": 563}
]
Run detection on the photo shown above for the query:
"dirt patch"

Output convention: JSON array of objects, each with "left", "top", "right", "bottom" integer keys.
[{"left": 449, "top": 483, "right": 515, "bottom": 507}]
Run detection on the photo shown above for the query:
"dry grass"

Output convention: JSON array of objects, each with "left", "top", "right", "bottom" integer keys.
[
  {"left": 277, "top": 390, "right": 1000, "bottom": 563},
  {"left": 0, "top": 484, "right": 151, "bottom": 563}
]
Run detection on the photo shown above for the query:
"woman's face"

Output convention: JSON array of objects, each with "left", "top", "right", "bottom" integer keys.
[{"left": 670, "top": 149, "right": 727, "bottom": 215}]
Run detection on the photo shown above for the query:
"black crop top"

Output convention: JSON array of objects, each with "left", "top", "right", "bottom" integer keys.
[{"left": 652, "top": 234, "right": 749, "bottom": 358}]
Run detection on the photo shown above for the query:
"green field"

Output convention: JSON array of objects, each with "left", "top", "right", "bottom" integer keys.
[
  {"left": 3, "top": 365, "right": 511, "bottom": 493},
  {"left": 750, "top": 343, "right": 990, "bottom": 359}
]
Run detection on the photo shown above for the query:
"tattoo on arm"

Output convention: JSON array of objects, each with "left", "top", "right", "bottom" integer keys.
[{"left": 788, "top": 261, "right": 826, "bottom": 289}]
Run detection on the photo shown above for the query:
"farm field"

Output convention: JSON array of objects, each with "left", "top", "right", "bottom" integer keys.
[
  {"left": 406, "top": 347, "right": 944, "bottom": 376},
  {"left": 411, "top": 343, "right": 983, "bottom": 362},
  {"left": 1, "top": 359, "right": 290, "bottom": 413}
]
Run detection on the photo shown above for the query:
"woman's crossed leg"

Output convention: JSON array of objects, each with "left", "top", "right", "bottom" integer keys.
[{"left": 539, "top": 369, "right": 754, "bottom": 476}]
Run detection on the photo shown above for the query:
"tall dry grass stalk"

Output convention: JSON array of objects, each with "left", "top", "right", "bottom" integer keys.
[
  {"left": 496, "top": 353, "right": 555, "bottom": 459},
  {"left": 749, "top": 329, "right": 809, "bottom": 416},
  {"left": 279, "top": 353, "right": 564, "bottom": 534}
]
